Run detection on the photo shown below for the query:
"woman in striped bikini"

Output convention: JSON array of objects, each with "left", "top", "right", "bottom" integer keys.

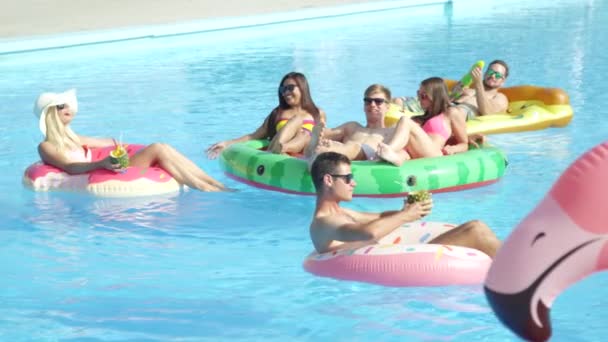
[{"left": 206, "top": 72, "right": 326, "bottom": 158}]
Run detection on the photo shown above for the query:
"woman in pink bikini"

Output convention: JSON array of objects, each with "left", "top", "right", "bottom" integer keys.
[
  {"left": 206, "top": 72, "right": 326, "bottom": 158},
  {"left": 377, "top": 77, "right": 468, "bottom": 166},
  {"left": 35, "top": 89, "right": 228, "bottom": 192}
]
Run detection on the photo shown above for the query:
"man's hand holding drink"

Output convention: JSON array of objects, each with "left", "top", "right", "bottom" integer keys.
[
  {"left": 407, "top": 190, "right": 432, "bottom": 204},
  {"left": 403, "top": 190, "right": 433, "bottom": 220}
]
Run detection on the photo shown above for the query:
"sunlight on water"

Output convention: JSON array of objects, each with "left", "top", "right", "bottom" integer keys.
[{"left": 0, "top": 0, "right": 606, "bottom": 340}]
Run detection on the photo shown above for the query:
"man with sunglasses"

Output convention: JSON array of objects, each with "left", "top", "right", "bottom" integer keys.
[
  {"left": 308, "top": 151, "right": 501, "bottom": 257},
  {"left": 450, "top": 59, "right": 510, "bottom": 120},
  {"left": 305, "top": 84, "right": 408, "bottom": 162},
  {"left": 437, "top": 60, "right": 510, "bottom": 155}
]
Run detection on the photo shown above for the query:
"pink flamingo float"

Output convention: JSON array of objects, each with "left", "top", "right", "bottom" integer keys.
[{"left": 484, "top": 141, "right": 608, "bottom": 341}]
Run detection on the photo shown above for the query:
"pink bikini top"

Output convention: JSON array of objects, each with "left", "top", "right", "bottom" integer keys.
[{"left": 421, "top": 114, "right": 450, "bottom": 140}]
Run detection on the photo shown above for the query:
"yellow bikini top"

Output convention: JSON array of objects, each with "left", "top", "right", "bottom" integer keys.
[{"left": 275, "top": 117, "right": 316, "bottom": 133}]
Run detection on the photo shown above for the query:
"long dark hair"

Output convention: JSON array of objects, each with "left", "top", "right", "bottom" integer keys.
[
  {"left": 266, "top": 72, "right": 321, "bottom": 139},
  {"left": 414, "top": 77, "right": 450, "bottom": 125}
]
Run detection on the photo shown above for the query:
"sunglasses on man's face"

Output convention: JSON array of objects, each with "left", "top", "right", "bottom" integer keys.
[
  {"left": 330, "top": 173, "right": 354, "bottom": 184},
  {"left": 363, "top": 97, "right": 386, "bottom": 106},
  {"left": 279, "top": 84, "right": 297, "bottom": 94},
  {"left": 56, "top": 104, "right": 66, "bottom": 110},
  {"left": 486, "top": 70, "right": 505, "bottom": 80}
]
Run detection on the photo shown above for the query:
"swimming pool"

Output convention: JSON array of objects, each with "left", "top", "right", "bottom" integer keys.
[{"left": 1, "top": 0, "right": 606, "bottom": 340}]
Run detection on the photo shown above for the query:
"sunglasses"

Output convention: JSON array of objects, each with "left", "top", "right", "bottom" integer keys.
[
  {"left": 363, "top": 97, "right": 386, "bottom": 105},
  {"left": 330, "top": 173, "right": 354, "bottom": 184},
  {"left": 56, "top": 104, "right": 66, "bottom": 110},
  {"left": 279, "top": 84, "right": 297, "bottom": 94},
  {"left": 486, "top": 70, "right": 504, "bottom": 80},
  {"left": 417, "top": 90, "right": 430, "bottom": 101}
]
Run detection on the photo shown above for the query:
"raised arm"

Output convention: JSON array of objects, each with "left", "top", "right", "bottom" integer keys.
[
  {"left": 318, "top": 109, "right": 327, "bottom": 125},
  {"left": 38, "top": 142, "right": 119, "bottom": 174},
  {"left": 471, "top": 68, "right": 509, "bottom": 115},
  {"left": 442, "top": 106, "right": 469, "bottom": 155}
]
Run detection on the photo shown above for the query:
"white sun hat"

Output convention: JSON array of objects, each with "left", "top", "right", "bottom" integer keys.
[{"left": 33, "top": 89, "right": 78, "bottom": 136}]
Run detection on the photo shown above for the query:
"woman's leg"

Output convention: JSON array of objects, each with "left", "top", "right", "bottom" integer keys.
[
  {"left": 268, "top": 116, "right": 304, "bottom": 153},
  {"left": 130, "top": 143, "right": 226, "bottom": 192},
  {"left": 376, "top": 143, "right": 410, "bottom": 166},
  {"left": 280, "top": 130, "right": 311, "bottom": 154},
  {"left": 376, "top": 117, "right": 415, "bottom": 166},
  {"left": 321, "top": 140, "right": 363, "bottom": 160},
  {"left": 305, "top": 121, "right": 367, "bottom": 163},
  {"left": 377, "top": 117, "right": 442, "bottom": 166}
]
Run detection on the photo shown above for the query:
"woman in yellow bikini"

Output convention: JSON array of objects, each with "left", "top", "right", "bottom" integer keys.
[{"left": 206, "top": 72, "right": 326, "bottom": 159}]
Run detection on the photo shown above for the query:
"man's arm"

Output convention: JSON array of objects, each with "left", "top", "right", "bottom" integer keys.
[
  {"left": 442, "top": 106, "right": 469, "bottom": 154},
  {"left": 323, "top": 121, "right": 360, "bottom": 142},
  {"left": 471, "top": 68, "right": 509, "bottom": 115},
  {"left": 475, "top": 88, "right": 509, "bottom": 115},
  {"left": 330, "top": 201, "right": 432, "bottom": 242}
]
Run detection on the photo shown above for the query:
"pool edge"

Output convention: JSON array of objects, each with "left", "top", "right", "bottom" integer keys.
[{"left": 0, "top": 0, "right": 451, "bottom": 55}]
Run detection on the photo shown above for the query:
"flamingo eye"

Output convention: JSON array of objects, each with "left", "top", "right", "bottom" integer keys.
[{"left": 531, "top": 232, "right": 546, "bottom": 246}]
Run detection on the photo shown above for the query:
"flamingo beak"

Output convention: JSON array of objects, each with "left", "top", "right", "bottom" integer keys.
[{"left": 484, "top": 285, "right": 551, "bottom": 342}]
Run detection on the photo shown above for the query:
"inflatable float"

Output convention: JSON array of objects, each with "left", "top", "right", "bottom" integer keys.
[
  {"left": 304, "top": 221, "right": 492, "bottom": 287},
  {"left": 219, "top": 139, "right": 507, "bottom": 197},
  {"left": 386, "top": 81, "right": 573, "bottom": 135},
  {"left": 23, "top": 144, "right": 183, "bottom": 197},
  {"left": 484, "top": 141, "right": 608, "bottom": 341}
]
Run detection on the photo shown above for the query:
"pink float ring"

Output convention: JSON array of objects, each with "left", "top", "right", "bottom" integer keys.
[
  {"left": 304, "top": 221, "right": 492, "bottom": 287},
  {"left": 23, "top": 144, "right": 183, "bottom": 197}
]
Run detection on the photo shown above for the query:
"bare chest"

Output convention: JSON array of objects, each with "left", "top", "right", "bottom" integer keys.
[{"left": 348, "top": 127, "right": 393, "bottom": 144}]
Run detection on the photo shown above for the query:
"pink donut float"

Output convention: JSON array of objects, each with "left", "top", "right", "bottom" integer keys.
[
  {"left": 303, "top": 221, "right": 492, "bottom": 287},
  {"left": 23, "top": 144, "right": 182, "bottom": 197},
  {"left": 485, "top": 141, "right": 608, "bottom": 341}
]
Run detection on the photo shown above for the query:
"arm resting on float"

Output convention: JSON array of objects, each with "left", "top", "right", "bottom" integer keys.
[
  {"left": 38, "top": 142, "right": 105, "bottom": 175},
  {"left": 333, "top": 208, "right": 419, "bottom": 241}
]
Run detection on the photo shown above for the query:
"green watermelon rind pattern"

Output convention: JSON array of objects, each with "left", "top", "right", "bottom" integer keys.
[{"left": 219, "top": 140, "right": 507, "bottom": 196}]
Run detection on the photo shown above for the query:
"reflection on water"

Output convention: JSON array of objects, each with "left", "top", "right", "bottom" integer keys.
[{"left": 30, "top": 192, "right": 180, "bottom": 228}]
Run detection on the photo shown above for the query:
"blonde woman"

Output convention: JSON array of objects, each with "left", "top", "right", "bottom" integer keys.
[{"left": 36, "top": 89, "right": 227, "bottom": 192}]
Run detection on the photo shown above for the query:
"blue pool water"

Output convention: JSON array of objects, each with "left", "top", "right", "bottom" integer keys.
[{"left": 1, "top": 0, "right": 607, "bottom": 340}]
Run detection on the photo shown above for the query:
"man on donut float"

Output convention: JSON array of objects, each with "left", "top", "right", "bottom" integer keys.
[{"left": 308, "top": 151, "right": 502, "bottom": 256}]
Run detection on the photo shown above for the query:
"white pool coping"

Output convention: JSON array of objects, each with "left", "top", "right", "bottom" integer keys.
[{"left": 0, "top": 0, "right": 450, "bottom": 55}]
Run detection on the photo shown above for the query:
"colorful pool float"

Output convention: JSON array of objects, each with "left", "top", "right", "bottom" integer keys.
[
  {"left": 219, "top": 139, "right": 507, "bottom": 197},
  {"left": 385, "top": 82, "right": 573, "bottom": 135},
  {"left": 23, "top": 144, "right": 183, "bottom": 197},
  {"left": 485, "top": 141, "right": 608, "bottom": 341},
  {"left": 304, "top": 221, "right": 492, "bottom": 287}
]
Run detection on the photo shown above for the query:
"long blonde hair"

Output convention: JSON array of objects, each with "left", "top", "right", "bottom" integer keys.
[{"left": 44, "top": 106, "right": 81, "bottom": 153}]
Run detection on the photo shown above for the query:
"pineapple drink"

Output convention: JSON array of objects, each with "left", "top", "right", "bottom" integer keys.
[
  {"left": 407, "top": 190, "right": 432, "bottom": 204},
  {"left": 110, "top": 145, "right": 129, "bottom": 168}
]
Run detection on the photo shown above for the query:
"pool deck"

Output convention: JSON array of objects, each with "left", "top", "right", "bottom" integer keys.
[{"left": 0, "top": 0, "right": 448, "bottom": 54}]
